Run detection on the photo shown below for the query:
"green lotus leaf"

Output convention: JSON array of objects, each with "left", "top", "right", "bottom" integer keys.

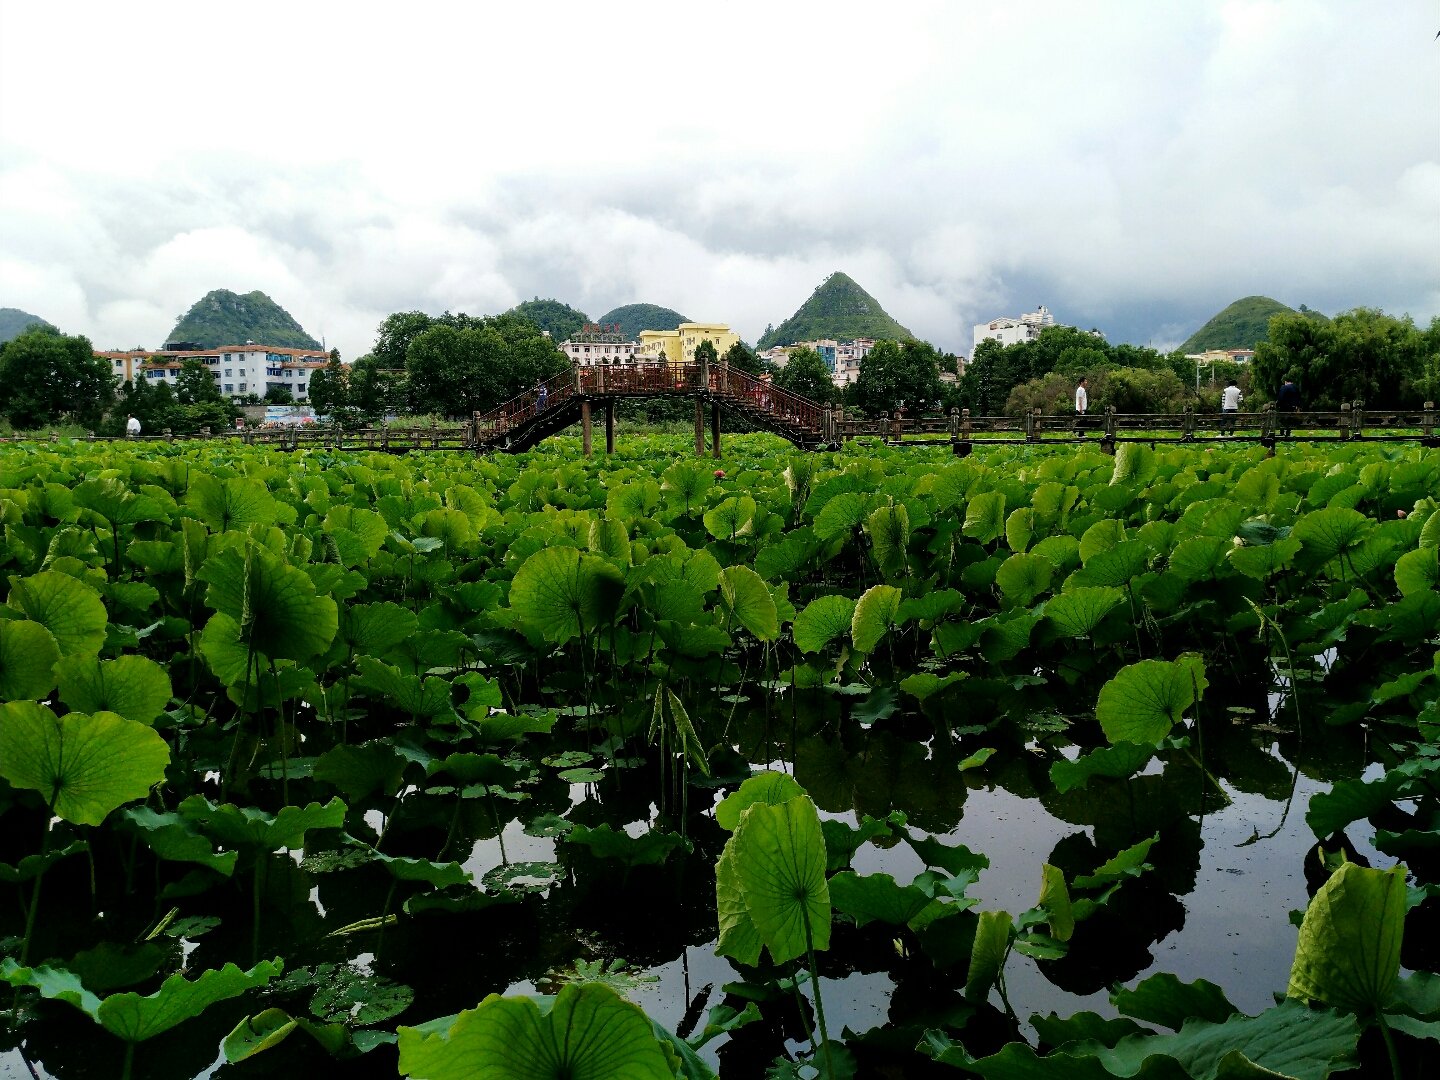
[
  {"left": 812, "top": 492, "right": 869, "bottom": 541},
  {"left": 1112, "top": 972, "right": 1239, "bottom": 1030},
  {"left": 55, "top": 654, "right": 172, "bottom": 726},
  {"left": 1097, "top": 657, "right": 1208, "bottom": 745},
  {"left": 660, "top": 459, "right": 715, "bottom": 514},
  {"left": 420, "top": 507, "right": 474, "bottom": 550},
  {"left": 907, "top": 834, "right": 990, "bottom": 877},
  {"left": 565, "top": 824, "right": 690, "bottom": 867},
  {"left": 1050, "top": 742, "right": 1154, "bottom": 793},
  {"left": 865, "top": 502, "right": 910, "bottom": 577},
  {"left": 370, "top": 851, "right": 472, "bottom": 889},
  {"left": 715, "top": 841, "right": 764, "bottom": 967},
  {"left": 1046, "top": 586, "right": 1125, "bottom": 638},
  {"left": 588, "top": 517, "right": 631, "bottom": 563},
  {"left": 1005, "top": 507, "right": 1034, "bottom": 553},
  {"left": 338, "top": 602, "right": 419, "bottom": 655},
  {"left": 0, "top": 619, "right": 59, "bottom": 700},
  {"left": 792, "top": 594, "right": 856, "bottom": 654},
  {"left": 720, "top": 565, "right": 779, "bottom": 642},
  {"left": 177, "top": 795, "right": 347, "bottom": 852},
  {"left": 72, "top": 477, "right": 168, "bottom": 528},
  {"left": 1228, "top": 536, "right": 1303, "bottom": 580},
  {"left": 703, "top": 495, "right": 757, "bottom": 541},
  {"left": 606, "top": 480, "right": 661, "bottom": 523},
  {"left": 1167, "top": 536, "right": 1231, "bottom": 584},
  {"left": 754, "top": 537, "right": 817, "bottom": 581},
  {"left": 1071, "top": 541, "right": 1150, "bottom": 588},
  {"left": 715, "top": 770, "right": 807, "bottom": 832},
  {"left": 1077, "top": 521, "right": 1124, "bottom": 566},
  {"left": 509, "top": 547, "right": 625, "bottom": 645},
  {"left": 1036, "top": 863, "right": 1074, "bottom": 942},
  {"left": 0, "top": 702, "right": 169, "bottom": 826},
  {"left": 965, "top": 909, "right": 1013, "bottom": 1001},
  {"left": 1305, "top": 773, "right": 1403, "bottom": 839},
  {"left": 397, "top": 982, "right": 675, "bottom": 1080},
  {"left": 995, "top": 552, "right": 1053, "bottom": 607},
  {"left": 223, "top": 1008, "right": 351, "bottom": 1064},
  {"left": 1073, "top": 833, "right": 1159, "bottom": 890},
  {"left": 645, "top": 580, "right": 705, "bottom": 624},
  {"left": 120, "top": 807, "right": 239, "bottom": 876},
  {"left": 186, "top": 474, "right": 285, "bottom": 532},
  {"left": 314, "top": 742, "right": 410, "bottom": 803},
  {"left": 5, "top": 570, "right": 108, "bottom": 657},
  {"left": 851, "top": 583, "right": 902, "bottom": 653},
  {"left": 829, "top": 871, "right": 950, "bottom": 931},
  {"left": 1394, "top": 546, "right": 1439, "bottom": 598},
  {"left": 1110, "top": 443, "right": 1156, "bottom": 487},
  {"left": 730, "top": 795, "right": 830, "bottom": 965},
  {"left": 1293, "top": 506, "right": 1373, "bottom": 565},
  {"left": 963, "top": 491, "right": 1007, "bottom": 544},
  {"left": 198, "top": 543, "right": 337, "bottom": 661},
  {"left": 1288, "top": 861, "right": 1407, "bottom": 1014},
  {"left": 354, "top": 656, "right": 456, "bottom": 722}
]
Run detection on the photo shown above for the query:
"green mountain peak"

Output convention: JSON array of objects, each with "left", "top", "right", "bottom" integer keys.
[
  {"left": 166, "top": 289, "right": 321, "bottom": 350},
  {"left": 757, "top": 272, "right": 912, "bottom": 350},
  {"left": 1179, "top": 295, "right": 1328, "bottom": 353}
]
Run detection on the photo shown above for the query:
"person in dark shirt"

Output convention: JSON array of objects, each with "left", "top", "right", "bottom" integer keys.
[{"left": 1275, "top": 377, "right": 1301, "bottom": 437}]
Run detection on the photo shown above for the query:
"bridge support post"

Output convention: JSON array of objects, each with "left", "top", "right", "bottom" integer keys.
[
  {"left": 1424, "top": 401, "right": 1436, "bottom": 446},
  {"left": 1351, "top": 401, "right": 1364, "bottom": 439},
  {"left": 1340, "top": 403, "right": 1351, "bottom": 441},
  {"left": 605, "top": 400, "right": 616, "bottom": 454},
  {"left": 710, "top": 401, "right": 721, "bottom": 459},
  {"left": 581, "top": 400, "right": 593, "bottom": 457},
  {"left": 694, "top": 399, "right": 705, "bottom": 456}
]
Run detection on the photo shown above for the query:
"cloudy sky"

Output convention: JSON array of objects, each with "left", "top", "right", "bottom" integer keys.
[{"left": 2, "top": 1, "right": 1437, "bottom": 359}]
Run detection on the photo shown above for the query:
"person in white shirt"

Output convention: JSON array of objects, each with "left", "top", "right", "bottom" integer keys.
[
  {"left": 1220, "top": 380, "right": 1242, "bottom": 434},
  {"left": 1074, "top": 377, "right": 1088, "bottom": 415},
  {"left": 126, "top": 415, "right": 141, "bottom": 437}
]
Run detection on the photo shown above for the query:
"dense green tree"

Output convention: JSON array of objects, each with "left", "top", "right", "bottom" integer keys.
[
  {"left": 175, "top": 357, "right": 222, "bottom": 404},
  {"left": 694, "top": 339, "right": 718, "bottom": 367},
  {"left": 264, "top": 384, "right": 295, "bottom": 405},
  {"left": 1005, "top": 366, "right": 1191, "bottom": 417},
  {"left": 849, "top": 339, "right": 944, "bottom": 416},
  {"left": 308, "top": 353, "right": 349, "bottom": 415},
  {"left": 0, "top": 325, "right": 115, "bottom": 429},
  {"left": 723, "top": 340, "right": 767, "bottom": 375},
  {"left": 372, "top": 311, "right": 442, "bottom": 369},
  {"left": 773, "top": 348, "right": 835, "bottom": 403},
  {"left": 1253, "top": 308, "right": 1434, "bottom": 409},
  {"left": 405, "top": 314, "right": 569, "bottom": 417},
  {"left": 508, "top": 299, "right": 589, "bottom": 342}
]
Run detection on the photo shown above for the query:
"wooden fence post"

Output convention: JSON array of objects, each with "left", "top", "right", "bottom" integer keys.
[
  {"left": 1025, "top": 408, "right": 1037, "bottom": 442},
  {"left": 1424, "top": 401, "right": 1435, "bottom": 443},
  {"left": 1339, "top": 403, "right": 1351, "bottom": 441},
  {"left": 1351, "top": 401, "right": 1364, "bottom": 440}
]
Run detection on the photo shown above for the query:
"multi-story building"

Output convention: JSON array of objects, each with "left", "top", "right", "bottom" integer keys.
[
  {"left": 95, "top": 343, "right": 330, "bottom": 401},
  {"left": 558, "top": 323, "right": 642, "bottom": 365},
  {"left": 637, "top": 322, "right": 740, "bottom": 364},
  {"left": 973, "top": 305, "right": 1058, "bottom": 350}
]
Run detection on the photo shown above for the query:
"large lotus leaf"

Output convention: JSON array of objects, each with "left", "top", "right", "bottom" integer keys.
[
  {"left": 396, "top": 982, "right": 675, "bottom": 1080},
  {"left": 715, "top": 841, "right": 764, "bottom": 966},
  {"left": 865, "top": 503, "right": 910, "bottom": 577},
  {"left": 314, "top": 742, "right": 410, "bottom": 803},
  {"left": 587, "top": 518, "right": 630, "bottom": 564},
  {"left": 952, "top": 1001, "right": 1358, "bottom": 1080},
  {"left": 660, "top": 460, "right": 715, "bottom": 513},
  {"left": 0, "top": 619, "right": 58, "bottom": 700},
  {"left": 178, "top": 795, "right": 347, "bottom": 852},
  {"left": 1112, "top": 972, "right": 1238, "bottom": 1030},
  {"left": 1071, "top": 541, "right": 1149, "bottom": 588},
  {"left": 1293, "top": 507, "right": 1373, "bottom": 564},
  {"left": 1036, "top": 863, "right": 1074, "bottom": 942},
  {"left": 420, "top": 507, "right": 475, "bottom": 550},
  {"left": 606, "top": 481, "right": 661, "bottom": 523},
  {"left": 1050, "top": 742, "right": 1154, "bottom": 793},
  {"left": 198, "top": 544, "right": 337, "bottom": 661},
  {"left": 72, "top": 478, "right": 168, "bottom": 528},
  {"left": 186, "top": 474, "right": 286, "bottom": 532},
  {"left": 851, "top": 584, "right": 902, "bottom": 653},
  {"left": 703, "top": 495, "right": 757, "bottom": 541},
  {"left": 995, "top": 552, "right": 1053, "bottom": 607},
  {"left": 1073, "top": 834, "right": 1159, "bottom": 891},
  {"left": 812, "top": 492, "right": 869, "bottom": 541},
  {"left": 121, "top": 807, "right": 239, "bottom": 876},
  {"left": 754, "top": 537, "right": 818, "bottom": 581},
  {"left": 0, "top": 702, "right": 169, "bottom": 826},
  {"left": 645, "top": 580, "right": 705, "bottom": 625},
  {"left": 963, "top": 491, "right": 1007, "bottom": 544},
  {"left": 1288, "top": 862, "right": 1407, "bottom": 1013},
  {"left": 1005, "top": 507, "right": 1035, "bottom": 553},
  {"left": 565, "top": 824, "right": 690, "bottom": 867},
  {"left": 652, "top": 548, "right": 723, "bottom": 593},
  {"left": 323, "top": 506, "right": 389, "bottom": 565},
  {"left": 55, "top": 654, "right": 172, "bottom": 725},
  {"left": 338, "top": 602, "right": 419, "bottom": 655},
  {"left": 1394, "top": 546, "right": 1439, "bottom": 598},
  {"left": 792, "top": 595, "right": 857, "bottom": 654},
  {"left": 508, "top": 547, "right": 625, "bottom": 645},
  {"left": 1305, "top": 773, "right": 1404, "bottom": 838},
  {"left": 1167, "top": 536, "right": 1231, "bottom": 584},
  {"left": 720, "top": 565, "right": 779, "bottom": 642},
  {"left": 965, "top": 910, "right": 1013, "bottom": 1001},
  {"left": 222, "top": 1008, "right": 352, "bottom": 1064},
  {"left": 5, "top": 571, "right": 108, "bottom": 657},
  {"left": 829, "top": 871, "right": 949, "bottom": 931},
  {"left": 1228, "top": 536, "right": 1302, "bottom": 580},
  {"left": 715, "top": 770, "right": 807, "bottom": 831},
  {"left": 1079, "top": 519, "right": 1126, "bottom": 564},
  {"left": 1046, "top": 586, "right": 1125, "bottom": 638},
  {"left": 1096, "top": 657, "right": 1207, "bottom": 745},
  {"left": 1109, "top": 443, "right": 1157, "bottom": 487},
  {"left": 731, "top": 795, "right": 831, "bottom": 965}
]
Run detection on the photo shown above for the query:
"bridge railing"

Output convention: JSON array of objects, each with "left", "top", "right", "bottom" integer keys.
[
  {"left": 578, "top": 361, "right": 706, "bottom": 396},
  {"left": 473, "top": 369, "right": 582, "bottom": 444},
  {"left": 710, "top": 365, "right": 825, "bottom": 432}
]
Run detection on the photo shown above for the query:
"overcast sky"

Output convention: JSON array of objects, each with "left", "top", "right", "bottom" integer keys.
[{"left": 2, "top": 1, "right": 1437, "bottom": 359}]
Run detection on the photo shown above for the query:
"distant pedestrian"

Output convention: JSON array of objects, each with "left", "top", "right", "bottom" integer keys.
[
  {"left": 126, "top": 415, "right": 141, "bottom": 438},
  {"left": 1275, "top": 376, "right": 1300, "bottom": 437},
  {"left": 536, "top": 381, "right": 548, "bottom": 412},
  {"left": 1221, "top": 379, "right": 1242, "bottom": 435},
  {"left": 1074, "top": 377, "right": 1088, "bottom": 416}
]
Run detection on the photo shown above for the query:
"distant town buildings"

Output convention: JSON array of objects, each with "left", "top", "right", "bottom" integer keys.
[
  {"left": 557, "top": 323, "right": 642, "bottom": 365},
  {"left": 1184, "top": 348, "right": 1256, "bottom": 365},
  {"left": 763, "top": 338, "right": 878, "bottom": 388},
  {"left": 973, "top": 305, "right": 1057, "bottom": 350},
  {"left": 95, "top": 343, "right": 329, "bottom": 400},
  {"left": 636, "top": 322, "right": 740, "bottom": 364}
]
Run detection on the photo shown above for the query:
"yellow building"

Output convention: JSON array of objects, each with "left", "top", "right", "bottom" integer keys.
[{"left": 637, "top": 322, "right": 740, "bottom": 363}]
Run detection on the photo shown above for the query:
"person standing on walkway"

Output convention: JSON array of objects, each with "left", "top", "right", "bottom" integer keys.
[
  {"left": 126, "top": 414, "right": 141, "bottom": 438},
  {"left": 1275, "top": 376, "right": 1300, "bottom": 437},
  {"left": 1074, "top": 377, "right": 1088, "bottom": 434},
  {"left": 536, "top": 381, "right": 548, "bottom": 412},
  {"left": 1221, "top": 379, "right": 1242, "bottom": 434}
]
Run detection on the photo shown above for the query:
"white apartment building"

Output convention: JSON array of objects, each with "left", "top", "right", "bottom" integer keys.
[
  {"left": 557, "top": 324, "right": 641, "bottom": 365},
  {"left": 973, "top": 305, "right": 1058, "bottom": 350},
  {"left": 97, "top": 343, "right": 330, "bottom": 401}
]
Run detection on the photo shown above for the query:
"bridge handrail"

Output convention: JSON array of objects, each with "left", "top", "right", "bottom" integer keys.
[{"left": 710, "top": 364, "right": 825, "bottom": 432}]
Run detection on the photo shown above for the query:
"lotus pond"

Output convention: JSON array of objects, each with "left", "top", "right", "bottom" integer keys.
[{"left": 0, "top": 433, "right": 1436, "bottom": 1079}]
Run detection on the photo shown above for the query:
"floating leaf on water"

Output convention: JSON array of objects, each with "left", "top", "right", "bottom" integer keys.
[
  {"left": 524, "top": 813, "right": 574, "bottom": 838},
  {"left": 558, "top": 767, "right": 606, "bottom": 784},
  {"left": 482, "top": 861, "right": 563, "bottom": 895},
  {"left": 542, "top": 751, "right": 593, "bottom": 769}
]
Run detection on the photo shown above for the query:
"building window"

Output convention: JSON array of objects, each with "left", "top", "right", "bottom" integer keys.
[
  {"left": 224, "top": 369, "right": 232, "bottom": 377},
  {"left": 239, "top": 383, "right": 246, "bottom": 391},
  {"left": 224, "top": 384, "right": 233, "bottom": 392}
]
